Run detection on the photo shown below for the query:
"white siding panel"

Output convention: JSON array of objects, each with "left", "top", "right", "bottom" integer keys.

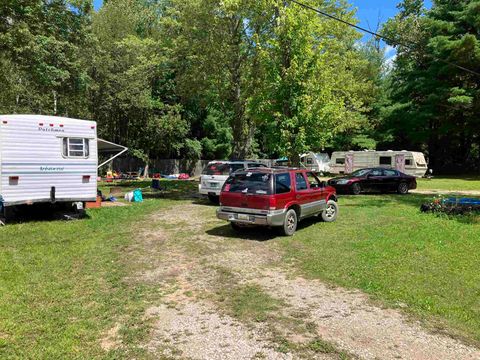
[{"left": 0, "top": 115, "right": 98, "bottom": 205}]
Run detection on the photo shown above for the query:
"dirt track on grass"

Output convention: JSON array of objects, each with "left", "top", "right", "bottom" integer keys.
[{"left": 126, "top": 202, "right": 480, "bottom": 360}]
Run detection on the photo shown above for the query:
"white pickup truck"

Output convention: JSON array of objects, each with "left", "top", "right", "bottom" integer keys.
[{"left": 198, "top": 160, "right": 267, "bottom": 203}]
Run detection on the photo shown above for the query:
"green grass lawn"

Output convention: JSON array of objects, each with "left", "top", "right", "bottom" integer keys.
[
  {"left": 2, "top": 180, "right": 480, "bottom": 357},
  {"left": 0, "top": 198, "right": 177, "bottom": 359},
  {"left": 281, "top": 194, "right": 480, "bottom": 344},
  {"left": 417, "top": 176, "right": 480, "bottom": 191}
]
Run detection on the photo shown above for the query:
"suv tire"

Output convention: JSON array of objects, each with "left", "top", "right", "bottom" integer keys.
[
  {"left": 281, "top": 209, "right": 298, "bottom": 236},
  {"left": 321, "top": 200, "right": 338, "bottom": 222}
]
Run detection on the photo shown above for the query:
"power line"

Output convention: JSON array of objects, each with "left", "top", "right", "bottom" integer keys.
[{"left": 289, "top": 0, "right": 480, "bottom": 77}]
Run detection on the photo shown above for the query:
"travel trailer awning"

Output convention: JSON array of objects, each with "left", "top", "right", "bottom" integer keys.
[{"left": 97, "top": 139, "right": 128, "bottom": 169}]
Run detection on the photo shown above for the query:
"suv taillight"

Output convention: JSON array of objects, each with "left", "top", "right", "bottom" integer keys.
[{"left": 269, "top": 196, "right": 277, "bottom": 210}]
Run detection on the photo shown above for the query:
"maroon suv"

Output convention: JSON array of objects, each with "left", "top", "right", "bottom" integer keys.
[{"left": 216, "top": 168, "right": 338, "bottom": 236}]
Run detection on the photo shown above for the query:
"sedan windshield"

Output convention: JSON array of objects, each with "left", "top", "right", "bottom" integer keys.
[{"left": 350, "top": 169, "right": 371, "bottom": 177}]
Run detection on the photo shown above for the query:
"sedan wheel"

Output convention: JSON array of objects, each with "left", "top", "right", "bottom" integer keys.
[
  {"left": 281, "top": 209, "right": 298, "bottom": 236},
  {"left": 397, "top": 182, "right": 409, "bottom": 195},
  {"left": 351, "top": 182, "right": 362, "bottom": 195},
  {"left": 321, "top": 200, "right": 338, "bottom": 222}
]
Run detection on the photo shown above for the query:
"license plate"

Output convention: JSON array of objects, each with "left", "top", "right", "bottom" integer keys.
[
  {"left": 209, "top": 183, "right": 218, "bottom": 188},
  {"left": 237, "top": 214, "right": 250, "bottom": 221}
]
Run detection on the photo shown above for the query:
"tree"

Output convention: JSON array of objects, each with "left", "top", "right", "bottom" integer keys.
[
  {"left": 382, "top": 0, "right": 480, "bottom": 173},
  {"left": 90, "top": 0, "right": 191, "bottom": 164},
  {"left": 254, "top": 0, "right": 374, "bottom": 164},
  {"left": 0, "top": 0, "right": 94, "bottom": 116}
]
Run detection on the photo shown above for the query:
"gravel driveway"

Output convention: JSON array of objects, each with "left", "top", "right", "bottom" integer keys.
[{"left": 117, "top": 202, "right": 480, "bottom": 360}]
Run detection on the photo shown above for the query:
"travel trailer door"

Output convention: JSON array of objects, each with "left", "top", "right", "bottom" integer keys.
[
  {"left": 395, "top": 154, "right": 406, "bottom": 173},
  {"left": 345, "top": 153, "right": 354, "bottom": 174}
]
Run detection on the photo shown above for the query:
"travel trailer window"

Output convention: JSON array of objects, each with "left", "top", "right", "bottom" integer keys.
[
  {"left": 405, "top": 159, "right": 412, "bottom": 166},
  {"left": 379, "top": 156, "right": 392, "bottom": 165},
  {"left": 306, "top": 158, "right": 313, "bottom": 165},
  {"left": 63, "top": 138, "right": 89, "bottom": 158},
  {"left": 336, "top": 158, "right": 345, "bottom": 165}
]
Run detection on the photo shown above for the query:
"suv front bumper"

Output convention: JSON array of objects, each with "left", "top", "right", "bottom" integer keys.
[{"left": 216, "top": 207, "right": 286, "bottom": 227}]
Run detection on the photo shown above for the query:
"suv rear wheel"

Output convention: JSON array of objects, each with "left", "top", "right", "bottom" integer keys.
[
  {"left": 321, "top": 200, "right": 338, "bottom": 222},
  {"left": 281, "top": 209, "right": 298, "bottom": 236}
]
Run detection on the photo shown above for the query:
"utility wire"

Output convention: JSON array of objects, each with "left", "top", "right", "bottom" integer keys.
[{"left": 290, "top": 0, "right": 480, "bottom": 77}]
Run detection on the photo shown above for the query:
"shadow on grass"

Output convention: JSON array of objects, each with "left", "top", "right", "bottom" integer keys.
[
  {"left": 206, "top": 216, "right": 323, "bottom": 241},
  {"left": 4, "top": 204, "right": 91, "bottom": 225},
  {"left": 206, "top": 224, "right": 279, "bottom": 242}
]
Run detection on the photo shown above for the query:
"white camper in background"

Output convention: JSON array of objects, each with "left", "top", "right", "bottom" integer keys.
[
  {"left": 300, "top": 152, "right": 331, "bottom": 173},
  {"left": 0, "top": 114, "right": 127, "bottom": 223},
  {"left": 329, "top": 150, "right": 428, "bottom": 177}
]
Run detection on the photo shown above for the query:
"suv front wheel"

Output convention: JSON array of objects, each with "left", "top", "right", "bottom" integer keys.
[
  {"left": 321, "top": 200, "right": 338, "bottom": 222},
  {"left": 281, "top": 209, "right": 298, "bottom": 236}
]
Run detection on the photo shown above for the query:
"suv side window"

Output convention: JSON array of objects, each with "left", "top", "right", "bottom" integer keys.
[
  {"left": 295, "top": 173, "right": 308, "bottom": 191},
  {"left": 306, "top": 172, "right": 322, "bottom": 188},
  {"left": 275, "top": 173, "right": 291, "bottom": 194}
]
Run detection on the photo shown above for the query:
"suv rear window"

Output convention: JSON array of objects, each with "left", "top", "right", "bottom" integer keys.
[{"left": 224, "top": 172, "right": 272, "bottom": 195}]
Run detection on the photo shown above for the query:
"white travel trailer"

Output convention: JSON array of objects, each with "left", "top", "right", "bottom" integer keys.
[
  {"left": 329, "top": 150, "right": 428, "bottom": 177},
  {"left": 0, "top": 114, "right": 127, "bottom": 223},
  {"left": 300, "top": 152, "right": 330, "bottom": 173}
]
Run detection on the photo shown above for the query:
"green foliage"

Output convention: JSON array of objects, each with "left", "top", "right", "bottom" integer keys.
[
  {"left": 381, "top": 0, "right": 480, "bottom": 173},
  {"left": 0, "top": 0, "right": 94, "bottom": 116}
]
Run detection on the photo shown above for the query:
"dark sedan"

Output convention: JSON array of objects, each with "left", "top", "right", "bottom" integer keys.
[{"left": 328, "top": 168, "right": 417, "bottom": 195}]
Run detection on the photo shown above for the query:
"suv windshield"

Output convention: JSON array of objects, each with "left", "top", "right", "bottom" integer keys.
[
  {"left": 203, "top": 163, "right": 230, "bottom": 175},
  {"left": 224, "top": 172, "right": 272, "bottom": 195}
]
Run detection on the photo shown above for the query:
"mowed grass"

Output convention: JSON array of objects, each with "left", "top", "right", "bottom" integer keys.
[
  {"left": 0, "top": 199, "right": 174, "bottom": 359},
  {"left": 417, "top": 176, "right": 480, "bottom": 191},
  {"left": 281, "top": 194, "right": 480, "bottom": 344}
]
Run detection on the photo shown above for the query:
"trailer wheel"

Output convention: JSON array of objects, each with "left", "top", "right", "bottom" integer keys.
[{"left": 0, "top": 206, "right": 10, "bottom": 226}]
